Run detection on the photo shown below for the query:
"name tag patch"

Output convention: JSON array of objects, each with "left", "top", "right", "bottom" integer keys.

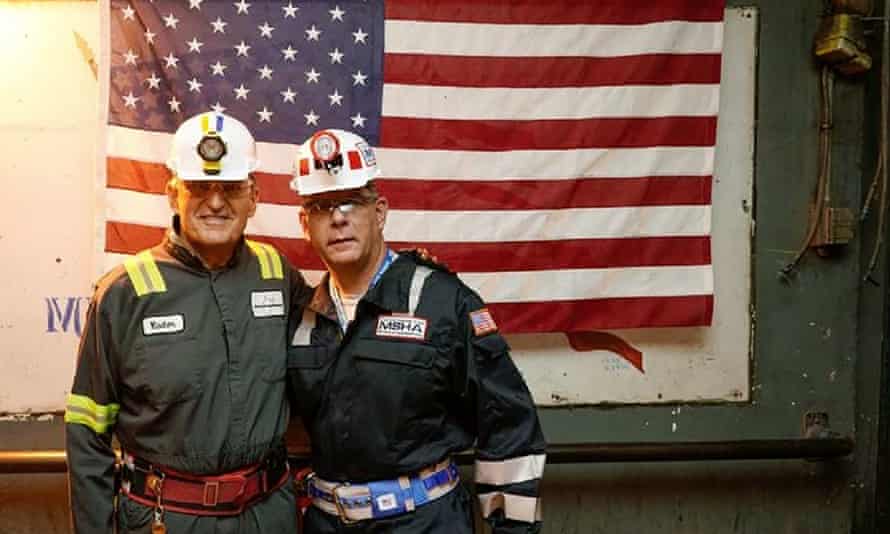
[
  {"left": 142, "top": 314, "right": 184, "bottom": 336},
  {"left": 376, "top": 315, "right": 428, "bottom": 341},
  {"left": 252, "top": 290, "right": 284, "bottom": 317}
]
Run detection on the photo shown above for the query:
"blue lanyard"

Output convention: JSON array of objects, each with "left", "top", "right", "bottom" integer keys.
[
  {"left": 330, "top": 249, "right": 396, "bottom": 333},
  {"left": 370, "top": 249, "right": 397, "bottom": 289}
]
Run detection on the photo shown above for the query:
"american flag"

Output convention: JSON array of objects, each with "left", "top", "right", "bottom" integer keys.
[{"left": 102, "top": 0, "right": 723, "bottom": 334}]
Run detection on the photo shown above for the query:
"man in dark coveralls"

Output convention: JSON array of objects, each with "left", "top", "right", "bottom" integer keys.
[
  {"left": 287, "top": 128, "right": 547, "bottom": 534},
  {"left": 65, "top": 111, "right": 310, "bottom": 533}
]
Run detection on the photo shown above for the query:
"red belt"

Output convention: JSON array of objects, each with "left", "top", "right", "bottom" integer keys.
[{"left": 121, "top": 452, "right": 290, "bottom": 516}]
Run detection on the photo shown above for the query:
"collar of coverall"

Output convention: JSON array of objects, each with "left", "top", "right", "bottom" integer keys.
[
  {"left": 162, "top": 215, "right": 246, "bottom": 272},
  {"left": 307, "top": 250, "right": 426, "bottom": 319}
]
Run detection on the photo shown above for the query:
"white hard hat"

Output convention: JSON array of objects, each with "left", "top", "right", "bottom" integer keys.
[
  {"left": 166, "top": 111, "right": 259, "bottom": 181},
  {"left": 289, "top": 129, "right": 381, "bottom": 196}
]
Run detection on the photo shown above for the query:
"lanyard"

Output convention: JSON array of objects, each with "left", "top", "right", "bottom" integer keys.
[{"left": 329, "top": 249, "right": 397, "bottom": 333}]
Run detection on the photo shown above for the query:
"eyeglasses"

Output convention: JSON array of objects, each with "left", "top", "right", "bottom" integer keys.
[
  {"left": 182, "top": 181, "right": 253, "bottom": 199},
  {"left": 302, "top": 196, "right": 376, "bottom": 216}
]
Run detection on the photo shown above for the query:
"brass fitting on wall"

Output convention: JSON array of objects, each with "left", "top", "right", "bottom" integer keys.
[
  {"left": 831, "top": 0, "right": 873, "bottom": 16},
  {"left": 814, "top": 13, "right": 873, "bottom": 75}
]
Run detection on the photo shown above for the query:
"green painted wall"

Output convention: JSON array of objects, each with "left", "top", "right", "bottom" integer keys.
[
  {"left": 536, "top": 1, "right": 885, "bottom": 533},
  {"left": 1, "top": 2, "right": 886, "bottom": 533}
]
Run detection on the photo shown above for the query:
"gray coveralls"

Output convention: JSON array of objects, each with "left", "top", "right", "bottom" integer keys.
[{"left": 65, "top": 225, "right": 311, "bottom": 533}]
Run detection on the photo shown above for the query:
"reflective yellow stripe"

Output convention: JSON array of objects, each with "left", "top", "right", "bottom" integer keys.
[
  {"left": 246, "top": 240, "right": 272, "bottom": 278},
  {"left": 124, "top": 256, "right": 150, "bottom": 296},
  {"left": 64, "top": 394, "right": 119, "bottom": 435},
  {"left": 259, "top": 242, "right": 284, "bottom": 279},
  {"left": 124, "top": 250, "right": 166, "bottom": 297},
  {"left": 138, "top": 250, "right": 167, "bottom": 292},
  {"left": 247, "top": 240, "right": 283, "bottom": 280}
]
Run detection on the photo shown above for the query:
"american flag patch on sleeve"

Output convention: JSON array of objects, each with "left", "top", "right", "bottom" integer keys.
[{"left": 470, "top": 308, "right": 498, "bottom": 337}]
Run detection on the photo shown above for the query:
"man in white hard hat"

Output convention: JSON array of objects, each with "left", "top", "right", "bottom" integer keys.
[
  {"left": 65, "top": 111, "right": 310, "bottom": 533},
  {"left": 286, "top": 129, "right": 547, "bottom": 534}
]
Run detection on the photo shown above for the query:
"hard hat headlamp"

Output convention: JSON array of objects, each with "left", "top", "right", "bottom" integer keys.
[
  {"left": 310, "top": 130, "right": 341, "bottom": 163},
  {"left": 197, "top": 134, "right": 227, "bottom": 175},
  {"left": 291, "top": 129, "right": 381, "bottom": 196}
]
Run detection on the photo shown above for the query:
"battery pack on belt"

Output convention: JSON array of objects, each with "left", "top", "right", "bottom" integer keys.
[
  {"left": 120, "top": 450, "right": 290, "bottom": 516},
  {"left": 307, "top": 458, "right": 460, "bottom": 523}
]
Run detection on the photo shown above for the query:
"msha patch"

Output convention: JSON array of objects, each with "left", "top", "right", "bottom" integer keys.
[
  {"left": 470, "top": 308, "right": 498, "bottom": 337},
  {"left": 376, "top": 315, "right": 428, "bottom": 341}
]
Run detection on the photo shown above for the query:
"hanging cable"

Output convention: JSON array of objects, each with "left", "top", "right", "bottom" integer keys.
[
  {"left": 861, "top": 0, "right": 889, "bottom": 284},
  {"left": 781, "top": 66, "right": 835, "bottom": 278}
]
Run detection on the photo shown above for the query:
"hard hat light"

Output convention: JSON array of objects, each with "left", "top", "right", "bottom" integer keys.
[
  {"left": 310, "top": 130, "right": 340, "bottom": 163},
  {"left": 197, "top": 134, "right": 227, "bottom": 162}
]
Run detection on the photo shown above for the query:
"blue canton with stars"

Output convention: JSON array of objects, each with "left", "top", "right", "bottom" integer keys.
[{"left": 109, "top": 0, "right": 385, "bottom": 145}]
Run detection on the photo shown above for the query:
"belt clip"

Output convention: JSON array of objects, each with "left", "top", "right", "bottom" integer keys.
[
  {"left": 331, "top": 483, "right": 357, "bottom": 524},
  {"left": 203, "top": 481, "right": 220, "bottom": 507},
  {"left": 146, "top": 470, "right": 165, "bottom": 498},
  {"left": 299, "top": 471, "right": 315, "bottom": 494},
  {"left": 147, "top": 471, "right": 166, "bottom": 532}
]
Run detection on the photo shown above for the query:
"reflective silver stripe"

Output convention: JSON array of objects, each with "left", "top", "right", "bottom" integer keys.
[
  {"left": 409, "top": 266, "right": 433, "bottom": 315},
  {"left": 291, "top": 309, "right": 316, "bottom": 346},
  {"left": 310, "top": 457, "right": 457, "bottom": 521},
  {"left": 477, "top": 492, "right": 542, "bottom": 523},
  {"left": 475, "top": 454, "right": 546, "bottom": 485}
]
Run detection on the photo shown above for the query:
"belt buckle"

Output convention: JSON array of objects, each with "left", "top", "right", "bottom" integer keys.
[
  {"left": 299, "top": 470, "right": 315, "bottom": 493},
  {"left": 330, "top": 483, "right": 358, "bottom": 525},
  {"left": 203, "top": 481, "right": 220, "bottom": 507}
]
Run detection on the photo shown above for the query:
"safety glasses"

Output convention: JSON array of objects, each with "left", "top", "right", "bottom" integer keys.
[
  {"left": 182, "top": 180, "right": 253, "bottom": 199},
  {"left": 302, "top": 196, "right": 376, "bottom": 216}
]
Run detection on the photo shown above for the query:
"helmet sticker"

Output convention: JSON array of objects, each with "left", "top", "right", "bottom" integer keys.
[
  {"left": 356, "top": 142, "right": 376, "bottom": 167},
  {"left": 347, "top": 150, "right": 362, "bottom": 170}
]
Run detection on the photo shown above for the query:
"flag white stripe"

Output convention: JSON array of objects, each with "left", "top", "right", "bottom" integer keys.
[
  {"left": 463, "top": 266, "right": 713, "bottom": 301},
  {"left": 382, "top": 84, "right": 720, "bottom": 120},
  {"left": 106, "top": 188, "right": 711, "bottom": 241},
  {"left": 384, "top": 20, "right": 723, "bottom": 57},
  {"left": 107, "top": 126, "right": 714, "bottom": 180},
  {"left": 100, "top": 251, "right": 711, "bottom": 302},
  {"left": 377, "top": 146, "right": 714, "bottom": 180}
]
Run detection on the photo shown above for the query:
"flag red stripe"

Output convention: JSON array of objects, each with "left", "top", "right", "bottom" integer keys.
[
  {"left": 108, "top": 158, "right": 711, "bottom": 210},
  {"left": 271, "top": 237, "right": 712, "bottom": 272},
  {"left": 378, "top": 177, "right": 711, "bottom": 210},
  {"left": 488, "top": 295, "right": 714, "bottom": 333},
  {"left": 385, "top": 0, "right": 725, "bottom": 24},
  {"left": 106, "top": 221, "right": 710, "bottom": 272},
  {"left": 384, "top": 53, "right": 723, "bottom": 88},
  {"left": 107, "top": 157, "right": 169, "bottom": 194},
  {"left": 106, "top": 221, "right": 165, "bottom": 253},
  {"left": 380, "top": 117, "right": 717, "bottom": 151}
]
